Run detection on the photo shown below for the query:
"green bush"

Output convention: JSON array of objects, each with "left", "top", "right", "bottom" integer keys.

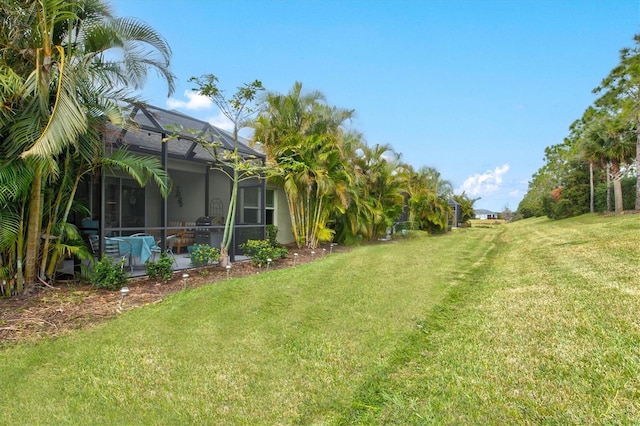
[
  {"left": 144, "top": 253, "right": 174, "bottom": 282},
  {"left": 594, "top": 177, "right": 636, "bottom": 212},
  {"left": 266, "top": 224, "right": 279, "bottom": 246},
  {"left": 190, "top": 244, "right": 220, "bottom": 267},
  {"left": 91, "top": 255, "right": 128, "bottom": 290},
  {"left": 239, "top": 239, "right": 288, "bottom": 267}
]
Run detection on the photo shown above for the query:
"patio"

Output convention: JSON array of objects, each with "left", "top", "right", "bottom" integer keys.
[{"left": 77, "top": 103, "right": 270, "bottom": 265}]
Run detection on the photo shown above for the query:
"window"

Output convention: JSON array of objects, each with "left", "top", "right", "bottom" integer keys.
[
  {"left": 266, "top": 189, "right": 275, "bottom": 225},
  {"left": 239, "top": 187, "right": 261, "bottom": 224},
  {"left": 105, "top": 177, "right": 145, "bottom": 231}
]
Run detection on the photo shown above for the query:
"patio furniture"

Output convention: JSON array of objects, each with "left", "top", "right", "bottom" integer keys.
[
  {"left": 130, "top": 233, "right": 162, "bottom": 261},
  {"left": 104, "top": 237, "right": 133, "bottom": 272},
  {"left": 116, "top": 235, "right": 160, "bottom": 264},
  {"left": 177, "top": 222, "right": 195, "bottom": 254},
  {"left": 88, "top": 235, "right": 100, "bottom": 257},
  {"left": 165, "top": 235, "right": 178, "bottom": 266},
  {"left": 168, "top": 221, "right": 195, "bottom": 254}
]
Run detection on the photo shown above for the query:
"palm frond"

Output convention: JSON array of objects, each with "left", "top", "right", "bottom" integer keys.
[
  {"left": 20, "top": 49, "right": 88, "bottom": 160},
  {"left": 103, "top": 148, "right": 171, "bottom": 197}
]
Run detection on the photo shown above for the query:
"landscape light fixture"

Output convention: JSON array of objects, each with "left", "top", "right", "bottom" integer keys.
[
  {"left": 182, "top": 273, "right": 189, "bottom": 290},
  {"left": 322, "top": 248, "right": 326, "bottom": 256},
  {"left": 311, "top": 251, "right": 315, "bottom": 260},
  {"left": 119, "top": 286, "right": 129, "bottom": 310},
  {"left": 266, "top": 258, "right": 272, "bottom": 271},
  {"left": 226, "top": 264, "right": 231, "bottom": 280},
  {"left": 293, "top": 252, "right": 298, "bottom": 266},
  {"left": 330, "top": 243, "right": 336, "bottom": 254}
]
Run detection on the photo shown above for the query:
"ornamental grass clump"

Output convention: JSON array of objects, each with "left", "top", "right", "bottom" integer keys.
[{"left": 239, "top": 239, "right": 288, "bottom": 267}]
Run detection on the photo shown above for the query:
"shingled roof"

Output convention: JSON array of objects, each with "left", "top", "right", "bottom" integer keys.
[{"left": 104, "top": 103, "right": 264, "bottom": 163}]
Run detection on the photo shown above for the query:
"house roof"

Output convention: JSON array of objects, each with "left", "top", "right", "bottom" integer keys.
[{"left": 104, "top": 103, "right": 264, "bottom": 163}]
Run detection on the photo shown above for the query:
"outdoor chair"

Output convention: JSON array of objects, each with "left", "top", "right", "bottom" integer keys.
[
  {"left": 162, "top": 235, "right": 178, "bottom": 267},
  {"left": 104, "top": 237, "right": 133, "bottom": 272},
  {"left": 88, "top": 235, "right": 100, "bottom": 257}
]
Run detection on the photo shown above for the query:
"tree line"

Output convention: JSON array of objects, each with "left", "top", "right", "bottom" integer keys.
[
  {"left": 0, "top": 0, "right": 475, "bottom": 297},
  {"left": 518, "top": 34, "right": 640, "bottom": 219}
]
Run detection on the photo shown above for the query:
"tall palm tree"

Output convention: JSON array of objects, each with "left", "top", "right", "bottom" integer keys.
[
  {"left": 593, "top": 34, "right": 640, "bottom": 210},
  {"left": 253, "top": 82, "right": 356, "bottom": 248},
  {"left": 585, "top": 111, "right": 635, "bottom": 214},
  {"left": 0, "top": 0, "right": 175, "bottom": 293},
  {"left": 349, "top": 142, "right": 405, "bottom": 240}
]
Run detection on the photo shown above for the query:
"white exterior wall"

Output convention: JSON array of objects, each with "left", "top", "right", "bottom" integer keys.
[
  {"left": 140, "top": 160, "right": 233, "bottom": 226},
  {"left": 271, "top": 185, "right": 294, "bottom": 245}
]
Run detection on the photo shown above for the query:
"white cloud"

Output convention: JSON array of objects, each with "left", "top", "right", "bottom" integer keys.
[
  {"left": 205, "top": 112, "right": 234, "bottom": 133},
  {"left": 166, "top": 90, "right": 213, "bottom": 110},
  {"left": 457, "top": 164, "right": 510, "bottom": 197}
]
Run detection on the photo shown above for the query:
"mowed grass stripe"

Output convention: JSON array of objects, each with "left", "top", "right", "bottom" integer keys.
[
  {"left": 345, "top": 215, "right": 640, "bottom": 424},
  {"left": 0, "top": 229, "right": 495, "bottom": 424}
]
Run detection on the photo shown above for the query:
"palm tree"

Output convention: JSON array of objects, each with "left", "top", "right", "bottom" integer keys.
[
  {"left": 347, "top": 141, "right": 406, "bottom": 240},
  {"left": 253, "top": 82, "right": 355, "bottom": 248},
  {"left": 585, "top": 110, "right": 635, "bottom": 214},
  {"left": 593, "top": 34, "right": 640, "bottom": 210},
  {"left": 407, "top": 167, "right": 452, "bottom": 232},
  {"left": 0, "top": 0, "right": 175, "bottom": 293}
]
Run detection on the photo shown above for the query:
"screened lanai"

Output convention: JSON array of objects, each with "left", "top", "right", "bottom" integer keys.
[{"left": 77, "top": 104, "right": 267, "bottom": 264}]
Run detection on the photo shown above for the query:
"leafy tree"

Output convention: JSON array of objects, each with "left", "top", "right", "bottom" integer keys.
[
  {"left": 189, "top": 74, "right": 265, "bottom": 265},
  {"left": 518, "top": 142, "right": 574, "bottom": 218},
  {"left": 542, "top": 159, "right": 590, "bottom": 219},
  {"left": 570, "top": 107, "right": 604, "bottom": 213},
  {"left": 593, "top": 33, "right": 640, "bottom": 210}
]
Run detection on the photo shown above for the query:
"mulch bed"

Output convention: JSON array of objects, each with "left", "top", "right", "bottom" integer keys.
[{"left": 0, "top": 244, "right": 349, "bottom": 348}]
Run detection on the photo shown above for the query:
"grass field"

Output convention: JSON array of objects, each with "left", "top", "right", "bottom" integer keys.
[
  {"left": 1, "top": 214, "right": 639, "bottom": 424},
  {"left": 468, "top": 218, "right": 507, "bottom": 227}
]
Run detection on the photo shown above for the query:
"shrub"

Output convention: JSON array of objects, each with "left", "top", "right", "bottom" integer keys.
[
  {"left": 91, "top": 255, "right": 128, "bottom": 290},
  {"left": 190, "top": 244, "right": 220, "bottom": 267},
  {"left": 266, "top": 224, "right": 279, "bottom": 246},
  {"left": 240, "top": 239, "right": 288, "bottom": 267},
  {"left": 144, "top": 253, "right": 174, "bottom": 282}
]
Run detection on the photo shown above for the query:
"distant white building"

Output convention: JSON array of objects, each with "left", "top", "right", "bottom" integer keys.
[{"left": 474, "top": 209, "right": 498, "bottom": 220}]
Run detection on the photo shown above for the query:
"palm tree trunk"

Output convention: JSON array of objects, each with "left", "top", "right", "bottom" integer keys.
[
  {"left": 15, "top": 203, "right": 27, "bottom": 294},
  {"left": 606, "top": 163, "right": 611, "bottom": 213},
  {"left": 41, "top": 155, "right": 72, "bottom": 278},
  {"left": 636, "top": 124, "right": 640, "bottom": 211},
  {"left": 589, "top": 161, "right": 594, "bottom": 213},
  {"left": 46, "top": 166, "right": 83, "bottom": 278},
  {"left": 304, "top": 185, "right": 312, "bottom": 247},
  {"left": 612, "top": 161, "right": 624, "bottom": 214},
  {"left": 286, "top": 192, "right": 301, "bottom": 248},
  {"left": 24, "top": 168, "right": 44, "bottom": 288}
]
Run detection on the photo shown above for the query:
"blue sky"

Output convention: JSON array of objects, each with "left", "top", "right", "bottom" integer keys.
[{"left": 110, "top": 0, "right": 639, "bottom": 212}]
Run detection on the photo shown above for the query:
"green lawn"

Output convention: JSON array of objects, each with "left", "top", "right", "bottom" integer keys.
[{"left": 2, "top": 214, "right": 640, "bottom": 424}]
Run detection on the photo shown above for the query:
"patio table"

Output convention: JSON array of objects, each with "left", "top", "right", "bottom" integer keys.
[{"left": 117, "top": 235, "right": 159, "bottom": 264}]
